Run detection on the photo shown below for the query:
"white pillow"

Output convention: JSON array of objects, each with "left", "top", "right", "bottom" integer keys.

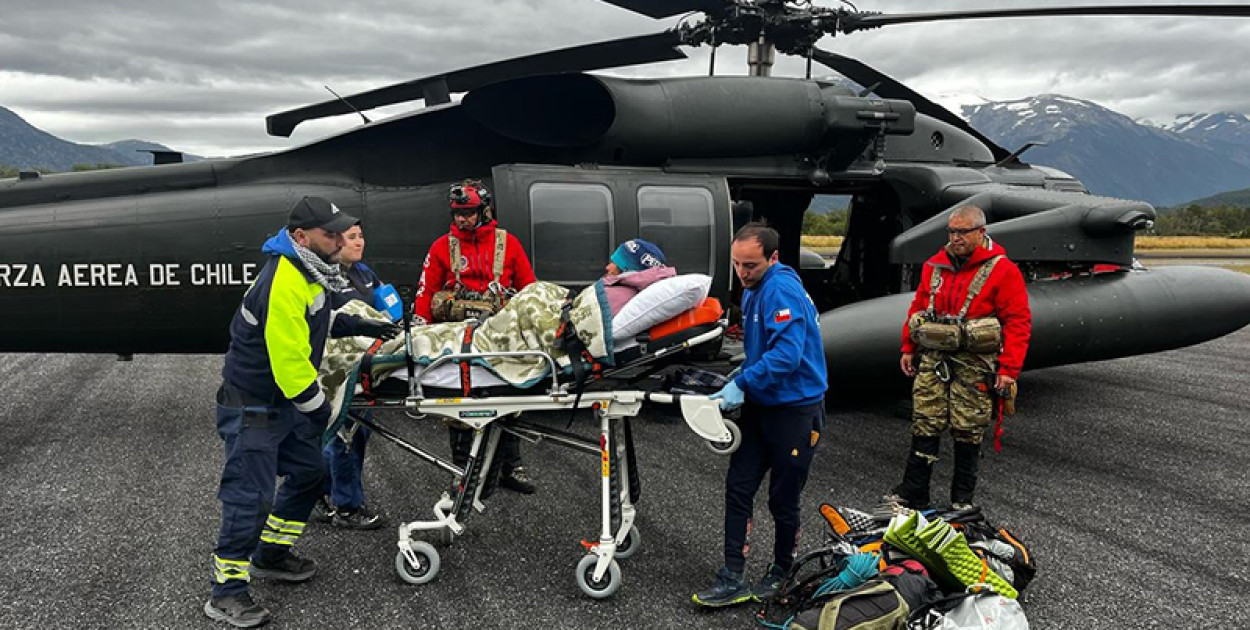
[{"left": 612, "top": 274, "right": 712, "bottom": 340}]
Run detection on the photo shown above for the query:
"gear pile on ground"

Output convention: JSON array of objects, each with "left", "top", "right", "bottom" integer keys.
[{"left": 755, "top": 503, "right": 1036, "bottom": 629}]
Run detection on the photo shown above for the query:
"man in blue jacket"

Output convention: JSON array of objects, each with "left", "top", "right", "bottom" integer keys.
[
  {"left": 694, "top": 222, "right": 828, "bottom": 607},
  {"left": 206, "top": 196, "right": 399, "bottom": 628}
]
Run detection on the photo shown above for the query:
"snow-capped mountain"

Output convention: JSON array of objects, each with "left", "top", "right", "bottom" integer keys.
[
  {"left": 960, "top": 95, "right": 1250, "bottom": 207},
  {"left": 1151, "top": 112, "right": 1250, "bottom": 171}
]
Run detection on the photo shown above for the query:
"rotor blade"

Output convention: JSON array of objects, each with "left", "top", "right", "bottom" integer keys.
[
  {"left": 843, "top": 4, "right": 1250, "bottom": 33},
  {"left": 810, "top": 47, "right": 1011, "bottom": 162},
  {"left": 266, "top": 31, "right": 686, "bottom": 137},
  {"left": 598, "top": 0, "right": 733, "bottom": 19}
]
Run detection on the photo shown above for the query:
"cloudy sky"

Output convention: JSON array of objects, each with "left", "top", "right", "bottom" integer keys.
[{"left": 3, "top": 0, "right": 1250, "bottom": 157}]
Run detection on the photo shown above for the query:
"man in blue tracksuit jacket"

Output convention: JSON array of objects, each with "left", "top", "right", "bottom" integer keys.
[
  {"left": 694, "top": 222, "right": 828, "bottom": 608},
  {"left": 205, "top": 197, "right": 399, "bottom": 628}
]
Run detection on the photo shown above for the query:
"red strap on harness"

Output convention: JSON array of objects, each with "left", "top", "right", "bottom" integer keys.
[{"left": 993, "top": 396, "right": 1005, "bottom": 453}]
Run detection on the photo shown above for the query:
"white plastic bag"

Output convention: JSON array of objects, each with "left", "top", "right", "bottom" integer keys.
[{"left": 937, "top": 589, "right": 1029, "bottom": 630}]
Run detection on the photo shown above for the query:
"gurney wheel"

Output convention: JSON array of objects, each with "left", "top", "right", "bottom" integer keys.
[
  {"left": 615, "top": 526, "right": 640, "bottom": 560},
  {"left": 395, "top": 541, "right": 441, "bottom": 585},
  {"left": 704, "top": 419, "right": 741, "bottom": 456},
  {"left": 575, "top": 554, "right": 621, "bottom": 599},
  {"left": 438, "top": 525, "right": 456, "bottom": 546}
]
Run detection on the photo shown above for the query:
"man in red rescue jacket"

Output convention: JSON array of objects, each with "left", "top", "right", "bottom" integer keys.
[
  {"left": 884, "top": 204, "right": 1031, "bottom": 511},
  {"left": 412, "top": 181, "right": 536, "bottom": 326},
  {"left": 413, "top": 179, "right": 539, "bottom": 495}
]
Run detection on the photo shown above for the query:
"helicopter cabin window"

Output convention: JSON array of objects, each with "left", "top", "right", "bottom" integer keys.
[
  {"left": 529, "top": 182, "right": 614, "bottom": 284},
  {"left": 637, "top": 186, "right": 715, "bottom": 275}
]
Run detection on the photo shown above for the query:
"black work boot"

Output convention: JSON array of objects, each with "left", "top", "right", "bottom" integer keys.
[
  {"left": 886, "top": 435, "right": 941, "bottom": 509},
  {"left": 251, "top": 549, "right": 317, "bottom": 582},
  {"left": 950, "top": 441, "right": 981, "bottom": 510},
  {"left": 204, "top": 592, "right": 271, "bottom": 628},
  {"left": 499, "top": 466, "right": 536, "bottom": 494}
]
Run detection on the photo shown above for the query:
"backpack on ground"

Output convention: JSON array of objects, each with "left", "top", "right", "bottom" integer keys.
[
  {"left": 787, "top": 579, "right": 909, "bottom": 630},
  {"left": 947, "top": 513, "right": 1037, "bottom": 594}
]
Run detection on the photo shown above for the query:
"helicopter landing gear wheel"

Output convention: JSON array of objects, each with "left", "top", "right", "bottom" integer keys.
[
  {"left": 705, "top": 419, "right": 741, "bottom": 456},
  {"left": 575, "top": 554, "right": 622, "bottom": 599},
  {"left": 395, "top": 541, "right": 441, "bottom": 585},
  {"left": 614, "top": 526, "right": 641, "bottom": 560}
]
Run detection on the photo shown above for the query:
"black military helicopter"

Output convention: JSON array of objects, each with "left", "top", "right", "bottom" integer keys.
[{"left": 2, "top": 1, "right": 1250, "bottom": 385}]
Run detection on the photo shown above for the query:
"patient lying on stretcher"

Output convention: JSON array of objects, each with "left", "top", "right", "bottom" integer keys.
[{"left": 318, "top": 270, "right": 713, "bottom": 423}]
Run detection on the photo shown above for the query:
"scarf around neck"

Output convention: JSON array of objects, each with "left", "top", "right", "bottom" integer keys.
[{"left": 292, "top": 240, "right": 350, "bottom": 292}]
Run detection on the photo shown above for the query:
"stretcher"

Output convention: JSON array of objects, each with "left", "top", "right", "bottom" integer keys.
[{"left": 340, "top": 316, "right": 741, "bottom": 599}]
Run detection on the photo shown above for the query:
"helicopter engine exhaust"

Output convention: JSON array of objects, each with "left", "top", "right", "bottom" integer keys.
[
  {"left": 819, "top": 266, "right": 1250, "bottom": 384},
  {"left": 461, "top": 74, "right": 915, "bottom": 165}
]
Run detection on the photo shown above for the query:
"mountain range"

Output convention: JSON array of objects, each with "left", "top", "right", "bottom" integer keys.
[
  {"left": 3, "top": 98, "right": 1249, "bottom": 207},
  {"left": 0, "top": 106, "right": 201, "bottom": 171},
  {"left": 963, "top": 95, "right": 1250, "bottom": 207}
]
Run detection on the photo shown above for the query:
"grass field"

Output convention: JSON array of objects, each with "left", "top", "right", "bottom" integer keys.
[
  {"left": 798, "top": 235, "right": 1250, "bottom": 274},
  {"left": 799, "top": 235, "right": 1249, "bottom": 250},
  {"left": 1135, "top": 236, "right": 1250, "bottom": 249}
]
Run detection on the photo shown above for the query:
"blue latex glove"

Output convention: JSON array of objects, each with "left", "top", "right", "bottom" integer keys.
[{"left": 709, "top": 380, "right": 745, "bottom": 412}]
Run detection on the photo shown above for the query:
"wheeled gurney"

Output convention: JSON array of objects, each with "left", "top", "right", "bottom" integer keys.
[{"left": 334, "top": 307, "right": 741, "bottom": 598}]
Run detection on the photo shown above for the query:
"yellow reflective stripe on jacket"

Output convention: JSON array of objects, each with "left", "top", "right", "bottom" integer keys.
[
  {"left": 265, "top": 257, "right": 323, "bottom": 399},
  {"left": 212, "top": 554, "right": 251, "bottom": 583},
  {"left": 260, "top": 514, "right": 306, "bottom": 546}
]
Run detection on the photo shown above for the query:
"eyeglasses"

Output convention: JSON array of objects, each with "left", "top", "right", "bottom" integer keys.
[{"left": 947, "top": 226, "right": 984, "bottom": 237}]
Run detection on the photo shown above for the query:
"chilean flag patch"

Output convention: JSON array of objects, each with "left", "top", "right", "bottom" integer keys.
[{"left": 774, "top": 309, "right": 792, "bottom": 323}]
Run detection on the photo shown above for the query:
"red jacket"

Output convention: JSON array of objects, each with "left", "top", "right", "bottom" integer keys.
[
  {"left": 901, "top": 238, "right": 1032, "bottom": 379},
  {"left": 412, "top": 219, "right": 536, "bottom": 323}
]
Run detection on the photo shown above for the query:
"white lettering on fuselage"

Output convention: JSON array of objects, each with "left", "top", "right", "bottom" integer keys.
[
  {"left": 57, "top": 263, "right": 140, "bottom": 287},
  {"left": 0, "top": 263, "right": 47, "bottom": 287},
  {"left": 0, "top": 261, "right": 259, "bottom": 290},
  {"left": 190, "top": 263, "right": 256, "bottom": 286}
]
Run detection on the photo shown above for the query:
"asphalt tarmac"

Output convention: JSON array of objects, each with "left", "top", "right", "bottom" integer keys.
[{"left": 1, "top": 326, "right": 1246, "bottom": 629}]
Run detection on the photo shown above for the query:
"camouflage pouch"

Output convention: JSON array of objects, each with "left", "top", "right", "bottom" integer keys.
[
  {"left": 449, "top": 297, "right": 501, "bottom": 322},
  {"left": 962, "top": 317, "right": 1003, "bottom": 354},
  {"left": 910, "top": 314, "right": 963, "bottom": 352},
  {"left": 430, "top": 289, "right": 458, "bottom": 322}
]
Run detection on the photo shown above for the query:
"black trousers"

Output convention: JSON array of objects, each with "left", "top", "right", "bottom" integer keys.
[{"left": 723, "top": 401, "right": 823, "bottom": 574}]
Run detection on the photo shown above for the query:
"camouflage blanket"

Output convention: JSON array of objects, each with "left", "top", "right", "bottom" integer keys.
[{"left": 318, "top": 281, "right": 611, "bottom": 441}]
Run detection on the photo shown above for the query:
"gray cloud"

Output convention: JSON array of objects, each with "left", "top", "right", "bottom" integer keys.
[{"left": 4, "top": 0, "right": 1249, "bottom": 155}]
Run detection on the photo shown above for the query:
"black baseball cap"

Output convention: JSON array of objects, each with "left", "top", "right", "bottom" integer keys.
[{"left": 287, "top": 196, "right": 359, "bottom": 233}]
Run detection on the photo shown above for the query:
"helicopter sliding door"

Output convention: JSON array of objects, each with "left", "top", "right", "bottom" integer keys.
[{"left": 490, "top": 164, "right": 732, "bottom": 298}]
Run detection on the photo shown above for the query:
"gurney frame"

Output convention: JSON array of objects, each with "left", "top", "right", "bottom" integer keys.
[{"left": 347, "top": 324, "right": 741, "bottom": 598}]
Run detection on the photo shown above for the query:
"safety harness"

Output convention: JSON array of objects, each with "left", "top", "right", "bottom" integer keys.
[{"left": 448, "top": 227, "right": 509, "bottom": 302}]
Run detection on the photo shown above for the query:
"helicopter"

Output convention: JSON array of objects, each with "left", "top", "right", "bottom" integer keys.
[{"left": 2, "top": 0, "right": 1250, "bottom": 387}]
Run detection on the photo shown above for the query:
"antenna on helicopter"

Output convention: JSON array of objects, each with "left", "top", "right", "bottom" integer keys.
[
  {"left": 995, "top": 141, "right": 1049, "bottom": 168},
  {"left": 323, "top": 86, "right": 371, "bottom": 126}
]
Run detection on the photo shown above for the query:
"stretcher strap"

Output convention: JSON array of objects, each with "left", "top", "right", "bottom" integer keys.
[
  {"left": 554, "top": 289, "right": 601, "bottom": 426},
  {"left": 356, "top": 338, "right": 386, "bottom": 397},
  {"left": 459, "top": 322, "right": 477, "bottom": 396}
]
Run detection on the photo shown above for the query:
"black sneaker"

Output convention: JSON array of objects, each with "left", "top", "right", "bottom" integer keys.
[
  {"left": 309, "top": 496, "right": 336, "bottom": 523},
  {"left": 751, "top": 563, "right": 787, "bottom": 602},
  {"left": 499, "top": 466, "right": 536, "bottom": 495},
  {"left": 203, "top": 593, "right": 271, "bottom": 628},
  {"left": 250, "top": 551, "right": 316, "bottom": 582},
  {"left": 333, "top": 504, "right": 383, "bottom": 530},
  {"left": 692, "top": 566, "right": 752, "bottom": 607}
]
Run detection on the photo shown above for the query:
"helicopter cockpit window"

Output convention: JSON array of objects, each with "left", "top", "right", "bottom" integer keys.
[
  {"left": 529, "top": 182, "right": 614, "bottom": 284},
  {"left": 638, "top": 186, "right": 715, "bottom": 275}
]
